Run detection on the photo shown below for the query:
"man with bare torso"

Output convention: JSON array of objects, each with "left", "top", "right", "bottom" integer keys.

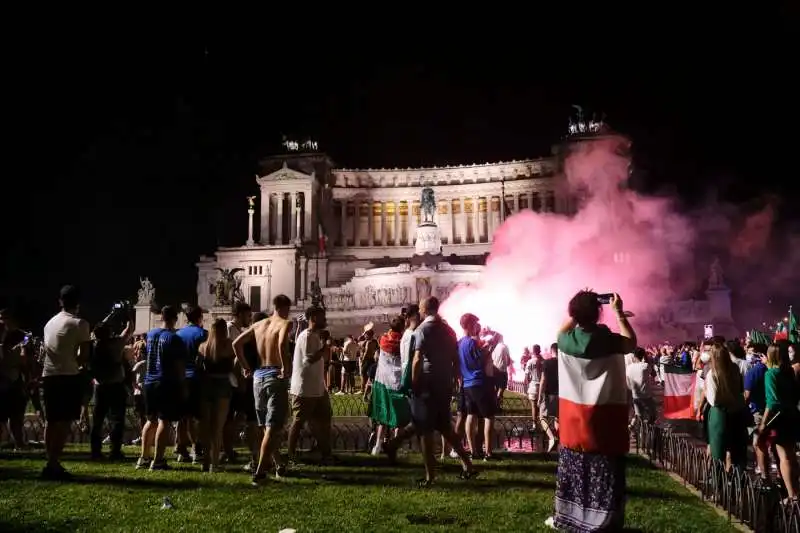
[{"left": 233, "top": 294, "right": 292, "bottom": 485}]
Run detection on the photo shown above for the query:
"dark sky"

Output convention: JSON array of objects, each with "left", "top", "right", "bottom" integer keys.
[{"left": 2, "top": 22, "right": 795, "bottom": 330}]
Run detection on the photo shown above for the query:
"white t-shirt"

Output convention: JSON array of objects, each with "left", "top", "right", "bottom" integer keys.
[
  {"left": 290, "top": 328, "right": 326, "bottom": 397},
  {"left": 492, "top": 343, "right": 511, "bottom": 373},
  {"left": 342, "top": 339, "right": 359, "bottom": 362},
  {"left": 626, "top": 361, "right": 651, "bottom": 399},
  {"left": 42, "top": 311, "right": 91, "bottom": 377}
]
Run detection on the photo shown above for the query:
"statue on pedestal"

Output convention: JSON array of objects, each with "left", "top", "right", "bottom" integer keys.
[
  {"left": 708, "top": 257, "right": 725, "bottom": 289},
  {"left": 420, "top": 187, "right": 436, "bottom": 224},
  {"left": 214, "top": 267, "right": 245, "bottom": 306},
  {"left": 137, "top": 277, "right": 155, "bottom": 306},
  {"left": 247, "top": 196, "right": 256, "bottom": 209}
]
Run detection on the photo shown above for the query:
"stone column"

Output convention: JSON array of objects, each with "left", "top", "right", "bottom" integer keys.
[
  {"left": 368, "top": 201, "right": 374, "bottom": 246},
  {"left": 304, "top": 190, "right": 312, "bottom": 241},
  {"left": 393, "top": 201, "right": 400, "bottom": 245},
  {"left": 459, "top": 197, "right": 467, "bottom": 244},
  {"left": 487, "top": 195, "right": 494, "bottom": 241},
  {"left": 473, "top": 195, "right": 480, "bottom": 243},
  {"left": 527, "top": 191, "right": 533, "bottom": 211},
  {"left": 407, "top": 201, "right": 416, "bottom": 245},
  {"left": 446, "top": 198, "right": 455, "bottom": 244},
  {"left": 380, "top": 201, "right": 387, "bottom": 246},
  {"left": 353, "top": 200, "right": 360, "bottom": 245},
  {"left": 247, "top": 207, "right": 255, "bottom": 247},
  {"left": 276, "top": 193, "right": 284, "bottom": 244},
  {"left": 338, "top": 200, "right": 346, "bottom": 246},
  {"left": 513, "top": 192, "right": 520, "bottom": 213},
  {"left": 291, "top": 192, "right": 301, "bottom": 244},
  {"left": 260, "top": 192, "right": 270, "bottom": 245}
]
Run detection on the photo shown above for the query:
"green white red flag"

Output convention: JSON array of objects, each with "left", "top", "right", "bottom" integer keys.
[
  {"left": 556, "top": 326, "right": 629, "bottom": 456},
  {"left": 774, "top": 306, "right": 797, "bottom": 342},
  {"left": 663, "top": 365, "right": 696, "bottom": 420}
]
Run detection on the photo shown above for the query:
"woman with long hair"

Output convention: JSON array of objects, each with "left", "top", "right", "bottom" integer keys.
[
  {"left": 197, "top": 319, "right": 236, "bottom": 472},
  {"left": 704, "top": 343, "right": 748, "bottom": 471},
  {"left": 757, "top": 343, "right": 799, "bottom": 503}
]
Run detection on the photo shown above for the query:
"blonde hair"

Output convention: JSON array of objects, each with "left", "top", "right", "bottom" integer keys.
[
  {"left": 201, "top": 318, "right": 232, "bottom": 362},
  {"left": 709, "top": 343, "right": 743, "bottom": 410},
  {"left": 765, "top": 343, "right": 790, "bottom": 370}
]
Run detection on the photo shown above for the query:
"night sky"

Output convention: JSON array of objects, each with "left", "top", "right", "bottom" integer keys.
[{"left": 2, "top": 25, "right": 795, "bottom": 331}]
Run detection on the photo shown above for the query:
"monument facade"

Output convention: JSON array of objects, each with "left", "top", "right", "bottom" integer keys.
[
  {"left": 195, "top": 120, "right": 734, "bottom": 339},
  {"left": 196, "top": 141, "right": 568, "bottom": 336}
]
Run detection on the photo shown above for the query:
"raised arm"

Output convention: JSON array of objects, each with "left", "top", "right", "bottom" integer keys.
[{"left": 611, "top": 293, "right": 637, "bottom": 353}]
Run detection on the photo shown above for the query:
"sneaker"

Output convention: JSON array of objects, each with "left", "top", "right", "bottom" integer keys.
[
  {"left": 275, "top": 464, "right": 287, "bottom": 479},
  {"left": 449, "top": 449, "right": 460, "bottom": 459},
  {"left": 175, "top": 451, "right": 191, "bottom": 463},
  {"left": 544, "top": 516, "right": 556, "bottom": 529},
  {"left": 242, "top": 461, "right": 255, "bottom": 473},
  {"left": 149, "top": 459, "right": 171, "bottom": 471},
  {"left": 135, "top": 457, "right": 152, "bottom": 470},
  {"left": 130, "top": 437, "right": 142, "bottom": 446}
]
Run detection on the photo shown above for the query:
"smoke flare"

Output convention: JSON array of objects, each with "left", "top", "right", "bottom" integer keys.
[{"left": 441, "top": 135, "right": 695, "bottom": 368}]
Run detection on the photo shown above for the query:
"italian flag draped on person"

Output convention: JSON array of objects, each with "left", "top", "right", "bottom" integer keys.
[{"left": 557, "top": 325, "right": 630, "bottom": 456}]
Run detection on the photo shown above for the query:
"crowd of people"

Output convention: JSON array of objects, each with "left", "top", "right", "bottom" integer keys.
[{"left": 1, "top": 284, "right": 799, "bottom": 530}]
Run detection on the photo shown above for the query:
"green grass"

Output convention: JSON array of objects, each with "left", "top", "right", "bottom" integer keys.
[
  {"left": 0, "top": 447, "right": 736, "bottom": 532},
  {"left": 328, "top": 391, "right": 531, "bottom": 417}
]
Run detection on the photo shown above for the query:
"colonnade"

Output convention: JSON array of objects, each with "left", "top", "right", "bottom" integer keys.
[
  {"left": 334, "top": 190, "right": 555, "bottom": 247},
  {"left": 260, "top": 191, "right": 312, "bottom": 245}
]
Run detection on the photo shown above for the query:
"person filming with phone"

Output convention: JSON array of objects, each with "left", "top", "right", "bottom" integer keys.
[{"left": 547, "top": 290, "right": 636, "bottom": 531}]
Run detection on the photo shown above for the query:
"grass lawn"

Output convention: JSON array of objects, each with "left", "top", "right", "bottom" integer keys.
[
  {"left": 328, "top": 391, "right": 531, "bottom": 417},
  {"left": 0, "top": 447, "right": 736, "bottom": 532}
]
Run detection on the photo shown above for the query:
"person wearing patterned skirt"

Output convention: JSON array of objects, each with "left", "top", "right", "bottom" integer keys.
[{"left": 547, "top": 291, "right": 637, "bottom": 532}]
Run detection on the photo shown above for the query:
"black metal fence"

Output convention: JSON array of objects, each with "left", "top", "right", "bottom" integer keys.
[{"left": 633, "top": 421, "right": 800, "bottom": 533}]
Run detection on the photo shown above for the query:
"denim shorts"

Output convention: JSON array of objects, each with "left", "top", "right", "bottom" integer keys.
[{"left": 253, "top": 374, "right": 288, "bottom": 428}]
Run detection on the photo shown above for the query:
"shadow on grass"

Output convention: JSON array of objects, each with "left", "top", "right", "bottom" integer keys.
[
  {"left": 0, "top": 519, "right": 89, "bottom": 532},
  {"left": 0, "top": 465, "right": 203, "bottom": 490}
]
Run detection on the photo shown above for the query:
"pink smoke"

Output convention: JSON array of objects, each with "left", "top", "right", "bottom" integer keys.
[{"left": 441, "top": 135, "right": 695, "bottom": 367}]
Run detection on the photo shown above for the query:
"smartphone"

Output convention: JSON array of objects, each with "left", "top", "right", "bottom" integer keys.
[{"left": 597, "top": 293, "right": 613, "bottom": 305}]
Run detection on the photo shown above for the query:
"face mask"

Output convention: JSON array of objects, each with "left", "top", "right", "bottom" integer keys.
[{"left": 700, "top": 352, "right": 710, "bottom": 363}]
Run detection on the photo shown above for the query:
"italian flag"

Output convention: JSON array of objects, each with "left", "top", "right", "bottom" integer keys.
[
  {"left": 557, "top": 326, "right": 630, "bottom": 456},
  {"left": 663, "top": 365, "right": 696, "bottom": 420},
  {"left": 774, "top": 306, "right": 798, "bottom": 343}
]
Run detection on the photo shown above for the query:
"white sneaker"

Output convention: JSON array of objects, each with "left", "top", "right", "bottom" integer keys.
[
  {"left": 449, "top": 450, "right": 459, "bottom": 459},
  {"left": 544, "top": 516, "right": 556, "bottom": 529}
]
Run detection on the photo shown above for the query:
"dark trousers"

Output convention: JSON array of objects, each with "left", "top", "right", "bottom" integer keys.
[{"left": 90, "top": 382, "right": 128, "bottom": 455}]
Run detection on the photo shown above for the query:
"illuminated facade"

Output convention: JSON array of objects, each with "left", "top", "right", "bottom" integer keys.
[{"left": 195, "top": 144, "right": 568, "bottom": 333}]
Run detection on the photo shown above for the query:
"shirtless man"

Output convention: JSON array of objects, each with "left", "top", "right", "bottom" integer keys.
[{"left": 233, "top": 294, "right": 292, "bottom": 485}]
